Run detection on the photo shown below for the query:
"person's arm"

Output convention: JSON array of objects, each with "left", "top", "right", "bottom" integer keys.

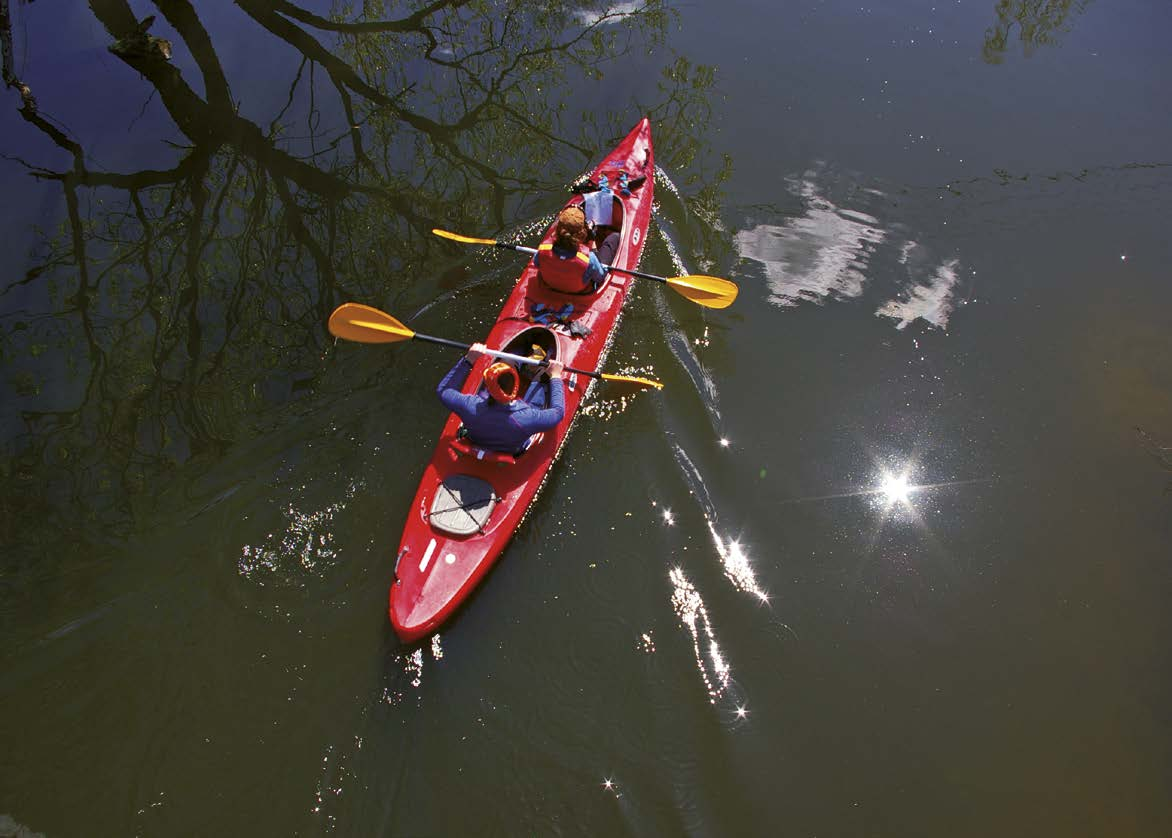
[
  {"left": 544, "top": 375, "right": 565, "bottom": 420},
  {"left": 584, "top": 251, "right": 608, "bottom": 289},
  {"left": 436, "top": 358, "right": 473, "bottom": 412},
  {"left": 514, "top": 362, "right": 565, "bottom": 433},
  {"left": 436, "top": 343, "right": 487, "bottom": 413}
]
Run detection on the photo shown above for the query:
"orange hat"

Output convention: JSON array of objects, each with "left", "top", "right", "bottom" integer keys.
[{"left": 483, "top": 362, "right": 519, "bottom": 403}]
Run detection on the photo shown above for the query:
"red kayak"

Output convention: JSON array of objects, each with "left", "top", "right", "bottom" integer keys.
[{"left": 389, "top": 118, "right": 655, "bottom": 642}]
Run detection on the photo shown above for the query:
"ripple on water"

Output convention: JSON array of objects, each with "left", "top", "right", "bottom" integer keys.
[
  {"left": 237, "top": 480, "right": 362, "bottom": 587},
  {"left": 654, "top": 164, "right": 683, "bottom": 202},
  {"left": 646, "top": 199, "right": 725, "bottom": 430},
  {"left": 380, "top": 636, "right": 445, "bottom": 707},
  {"left": 577, "top": 361, "right": 661, "bottom": 422},
  {"left": 704, "top": 521, "right": 769, "bottom": 603},
  {"left": 647, "top": 282, "right": 722, "bottom": 430},
  {"left": 668, "top": 567, "right": 731, "bottom": 704},
  {"left": 669, "top": 443, "right": 769, "bottom": 602}
]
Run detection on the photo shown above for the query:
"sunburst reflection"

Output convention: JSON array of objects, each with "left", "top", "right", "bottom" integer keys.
[
  {"left": 879, "top": 470, "right": 916, "bottom": 505},
  {"left": 777, "top": 461, "right": 986, "bottom": 513}
]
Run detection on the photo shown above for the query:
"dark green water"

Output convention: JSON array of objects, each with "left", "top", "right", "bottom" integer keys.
[{"left": 2, "top": 1, "right": 1170, "bottom": 835}]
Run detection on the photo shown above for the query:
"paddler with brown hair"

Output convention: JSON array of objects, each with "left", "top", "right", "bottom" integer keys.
[
  {"left": 533, "top": 206, "right": 619, "bottom": 294},
  {"left": 436, "top": 343, "right": 566, "bottom": 454}
]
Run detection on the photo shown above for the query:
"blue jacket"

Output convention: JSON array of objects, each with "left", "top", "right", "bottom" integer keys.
[{"left": 437, "top": 358, "right": 565, "bottom": 452}]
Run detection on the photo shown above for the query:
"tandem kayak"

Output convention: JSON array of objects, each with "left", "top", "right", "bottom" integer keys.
[{"left": 389, "top": 117, "right": 655, "bottom": 643}]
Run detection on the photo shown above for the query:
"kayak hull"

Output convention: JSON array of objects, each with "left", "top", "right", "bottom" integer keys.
[{"left": 390, "top": 118, "right": 655, "bottom": 643}]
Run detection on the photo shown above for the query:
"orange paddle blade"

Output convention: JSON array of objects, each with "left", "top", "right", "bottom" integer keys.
[
  {"left": 432, "top": 228, "right": 498, "bottom": 246},
  {"left": 328, "top": 303, "right": 415, "bottom": 344},
  {"left": 665, "top": 275, "right": 739, "bottom": 309},
  {"left": 599, "top": 373, "right": 664, "bottom": 392}
]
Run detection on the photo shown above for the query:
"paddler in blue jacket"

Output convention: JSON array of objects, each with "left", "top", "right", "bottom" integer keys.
[
  {"left": 436, "top": 343, "right": 566, "bottom": 453},
  {"left": 533, "top": 206, "right": 617, "bottom": 294}
]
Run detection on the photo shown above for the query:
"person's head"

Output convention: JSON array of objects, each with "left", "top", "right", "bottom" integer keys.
[
  {"left": 553, "top": 206, "right": 588, "bottom": 250},
  {"left": 483, "top": 362, "right": 519, "bottom": 403}
]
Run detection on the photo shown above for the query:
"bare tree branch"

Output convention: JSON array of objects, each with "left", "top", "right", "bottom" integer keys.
[{"left": 271, "top": 0, "right": 469, "bottom": 35}]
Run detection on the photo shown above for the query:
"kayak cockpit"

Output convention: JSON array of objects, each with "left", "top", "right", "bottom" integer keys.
[
  {"left": 447, "top": 431, "right": 543, "bottom": 465},
  {"left": 446, "top": 326, "right": 558, "bottom": 466},
  {"left": 470, "top": 326, "right": 558, "bottom": 402}
]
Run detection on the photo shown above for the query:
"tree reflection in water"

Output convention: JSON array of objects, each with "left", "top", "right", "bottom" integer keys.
[
  {"left": 0, "top": 0, "right": 726, "bottom": 555},
  {"left": 982, "top": 0, "right": 1092, "bottom": 64}
]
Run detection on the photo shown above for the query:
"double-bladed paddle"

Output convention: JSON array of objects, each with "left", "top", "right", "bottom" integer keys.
[
  {"left": 431, "top": 228, "right": 738, "bottom": 310},
  {"left": 328, "top": 303, "right": 664, "bottom": 392}
]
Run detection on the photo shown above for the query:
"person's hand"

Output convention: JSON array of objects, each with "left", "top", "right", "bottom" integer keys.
[
  {"left": 465, "top": 342, "right": 487, "bottom": 363},
  {"left": 546, "top": 359, "right": 564, "bottom": 380}
]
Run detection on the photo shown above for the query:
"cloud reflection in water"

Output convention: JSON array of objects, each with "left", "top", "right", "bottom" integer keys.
[
  {"left": 736, "top": 186, "right": 884, "bottom": 306},
  {"left": 574, "top": 2, "right": 648, "bottom": 27},
  {"left": 877, "top": 252, "right": 961, "bottom": 330},
  {"left": 735, "top": 173, "right": 963, "bottom": 330}
]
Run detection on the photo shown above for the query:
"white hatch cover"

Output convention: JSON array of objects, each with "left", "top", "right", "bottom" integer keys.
[{"left": 428, "top": 474, "right": 498, "bottom": 536}]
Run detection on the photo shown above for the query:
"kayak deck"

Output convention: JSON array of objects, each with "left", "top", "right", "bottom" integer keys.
[{"left": 390, "top": 118, "right": 655, "bottom": 642}]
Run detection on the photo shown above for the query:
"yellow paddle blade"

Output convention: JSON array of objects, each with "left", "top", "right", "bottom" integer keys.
[
  {"left": 666, "top": 275, "right": 739, "bottom": 310},
  {"left": 328, "top": 303, "right": 415, "bottom": 344},
  {"left": 599, "top": 373, "right": 664, "bottom": 393},
  {"left": 432, "top": 228, "right": 498, "bottom": 246}
]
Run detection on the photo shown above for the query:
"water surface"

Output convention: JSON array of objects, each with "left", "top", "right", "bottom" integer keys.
[{"left": 2, "top": 1, "right": 1170, "bottom": 835}]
